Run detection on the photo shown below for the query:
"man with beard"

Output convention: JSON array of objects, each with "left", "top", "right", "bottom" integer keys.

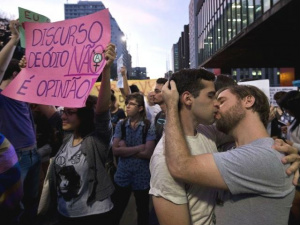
[{"left": 162, "top": 83, "right": 296, "bottom": 225}]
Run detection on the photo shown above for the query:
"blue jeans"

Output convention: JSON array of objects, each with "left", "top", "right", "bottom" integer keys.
[{"left": 16, "top": 148, "right": 41, "bottom": 225}]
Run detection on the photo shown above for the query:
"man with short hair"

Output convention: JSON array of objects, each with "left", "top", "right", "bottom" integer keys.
[
  {"left": 153, "top": 78, "right": 168, "bottom": 143},
  {"left": 150, "top": 69, "right": 232, "bottom": 225},
  {"left": 162, "top": 82, "right": 295, "bottom": 225},
  {"left": 145, "top": 91, "right": 161, "bottom": 124}
]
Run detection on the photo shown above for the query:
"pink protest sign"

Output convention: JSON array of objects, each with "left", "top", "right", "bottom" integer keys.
[{"left": 2, "top": 9, "right": 111, "bottom": 108}]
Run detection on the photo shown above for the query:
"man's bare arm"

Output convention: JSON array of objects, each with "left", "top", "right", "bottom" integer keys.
[
  {"left": 152, "top": 196, "right": 191, "bottom": 225},
  {"left": 163, "top": 80, "right": 228, "bottom": 190}
]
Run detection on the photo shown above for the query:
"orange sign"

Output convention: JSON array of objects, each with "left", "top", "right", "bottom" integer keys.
[{"left": 90, "top": 79, "right": 157, "bottom": 109}]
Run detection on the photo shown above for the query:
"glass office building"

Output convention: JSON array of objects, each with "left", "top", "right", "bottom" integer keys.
[
  {"left": 198, "top": 0, "right": 283, "bottom": 64},
  {"left": 194, "top": 0, "right": 298, "bottom": 85}
]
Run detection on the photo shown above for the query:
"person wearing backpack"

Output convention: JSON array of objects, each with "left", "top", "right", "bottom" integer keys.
[{"left": 112, "top": 92, "right": 156, "bottom": 225}]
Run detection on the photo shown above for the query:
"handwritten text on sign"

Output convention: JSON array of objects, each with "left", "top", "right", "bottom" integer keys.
[{"left": 3, "top": 9, "right": 111, "bottom": 107}]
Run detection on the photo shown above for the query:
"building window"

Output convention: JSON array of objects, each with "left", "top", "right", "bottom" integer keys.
[
  {"left": 219, "top": 7, "right": 224, "bottom": 48},
  {"left": 263, "top": 0, "right": 271, "bottom": 12},
  {"left": 236, "top": 0, "right": 242, "bottom": 33},
  {"left": 217, "top": 11, "right": 222, "bottom": 49},
  {"left": 241, "top": 0, "right": 248, "bottom": 28},
  {"left": 214, "top": 18, "right": 218, "bottom": 51},
  {"left": 226, "top": 0, "right": 232, "bottom": 41},
  {"left": 248, "top": 0, "right": 255, "bottom": 24},
  {"left": 232, "top": 0, "right": 237, "bottom": 37},
  {"left": 255, "top": 0, "right": 262, "bottom": 19},
  {"left": 224, "top": 3, "right": 228, "bottom": 44},
  {"left": 208, "top": 31, "right": 213, "bottom": 55}
]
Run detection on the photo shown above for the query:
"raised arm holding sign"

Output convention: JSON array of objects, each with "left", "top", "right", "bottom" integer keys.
[{"left": 0, "top": 20, "right": 20, "bottom": 82}]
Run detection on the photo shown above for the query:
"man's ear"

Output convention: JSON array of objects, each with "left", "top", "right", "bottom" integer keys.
[
  {"left": 181, "top": 91, "right": 193, "bottom": 107},
  {"left": 244, "top": 95, "right": 255, "bottom": 109}
]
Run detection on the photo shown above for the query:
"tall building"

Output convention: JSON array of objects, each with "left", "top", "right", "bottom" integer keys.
[
  {"left": 131, "top": 67, "right": 148, "bottom": 80},
  {"left": 189, "top": 0, "right": 299, "bottom": 86},
  {"left": 64, "top": 1, "right": 105, "bottom": 19},
  {"left": 110, "top": 17, "right": 131, "bottom": 79},
  {"left": 181, "top": 25, "right": 190, "bottom": 69},
  {"left": 171, "top": 43, "right": 179, "bottom": 72},
  {"left": 189, "top": 0, "right": 198, "bottom": 69},
  {"left": 64, "top": 1, "right": 132, "bottom": 79},
  {"left": 172, "top": 24, "right": 190, "bottom": 71},
  {"left": 124, "top": 52, "right": 132, "bottom": 79}
]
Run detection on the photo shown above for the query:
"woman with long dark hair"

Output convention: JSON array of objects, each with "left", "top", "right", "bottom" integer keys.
[{"left": 39, "top": 44, "right": 117, "bottom": 225}]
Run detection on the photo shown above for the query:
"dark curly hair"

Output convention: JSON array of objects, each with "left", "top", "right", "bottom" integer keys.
[
  {"left": 156, "top": 78, "right": 168, "bottom": 85},
  {"left": 170, "top": 68, "right": 215, "bottom": 110}
]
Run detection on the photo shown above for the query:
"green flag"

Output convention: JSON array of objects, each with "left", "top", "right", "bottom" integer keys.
[{"left": 18, "top": 7, "right": 50, "bottom": 48}]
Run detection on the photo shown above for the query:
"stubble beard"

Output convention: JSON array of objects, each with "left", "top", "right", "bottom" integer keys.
[{"left": 216, "top": 102, "right": 246, "bottom": 134}]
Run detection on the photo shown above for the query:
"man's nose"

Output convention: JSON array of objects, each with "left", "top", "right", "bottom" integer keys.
[{"left": 214, "top": 100, "right": 220, "bottom": 108}]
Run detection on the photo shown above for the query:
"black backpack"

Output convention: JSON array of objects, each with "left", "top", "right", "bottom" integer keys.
[{"left": 121, "top": 118, "right": 151, "bottom": 144}]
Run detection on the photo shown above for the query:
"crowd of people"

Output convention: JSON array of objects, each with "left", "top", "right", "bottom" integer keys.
[{"left": 0, "top": 20, "right": 300, "bottom": 225}]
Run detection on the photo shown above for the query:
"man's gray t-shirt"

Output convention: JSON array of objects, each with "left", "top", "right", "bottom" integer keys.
[{"left": 213, "top": 138, "right": 295, "bottom": 225}]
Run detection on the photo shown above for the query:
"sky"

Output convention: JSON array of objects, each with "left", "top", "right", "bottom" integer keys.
[{"left": 0, "top": 0, "right": 190, "bottom": 79}]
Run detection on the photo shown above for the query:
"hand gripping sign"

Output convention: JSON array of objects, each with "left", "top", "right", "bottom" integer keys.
[{"left": 2, "top": 9, "right": 111, "bottom": 108}]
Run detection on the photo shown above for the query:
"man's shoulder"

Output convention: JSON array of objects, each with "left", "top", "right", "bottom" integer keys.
[
  {"left": 237, "top": 138, "right": 277, "bottom": 157},
  {"left": 186, "top": 133, "right": 218, "bottom": 155},
  {"left": 221, "top": 138, "right": 281, "bottom": 165},
  {"left": 150, "top": 137, "right": 167, "bottom": 179},
  {"left": 151, "top": 135, "right": 165, "bottom": 157},
  {"left": 214, "top": 137, "right": 294, "bottom": 197}
]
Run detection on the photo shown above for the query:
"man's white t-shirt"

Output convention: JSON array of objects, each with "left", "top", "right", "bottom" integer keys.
[
  {"left": 150, "top": 131, "right": 218, "bottom": 225},
  {"left": 144, "top": 96, "right": 161, "bottom": 124}
]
